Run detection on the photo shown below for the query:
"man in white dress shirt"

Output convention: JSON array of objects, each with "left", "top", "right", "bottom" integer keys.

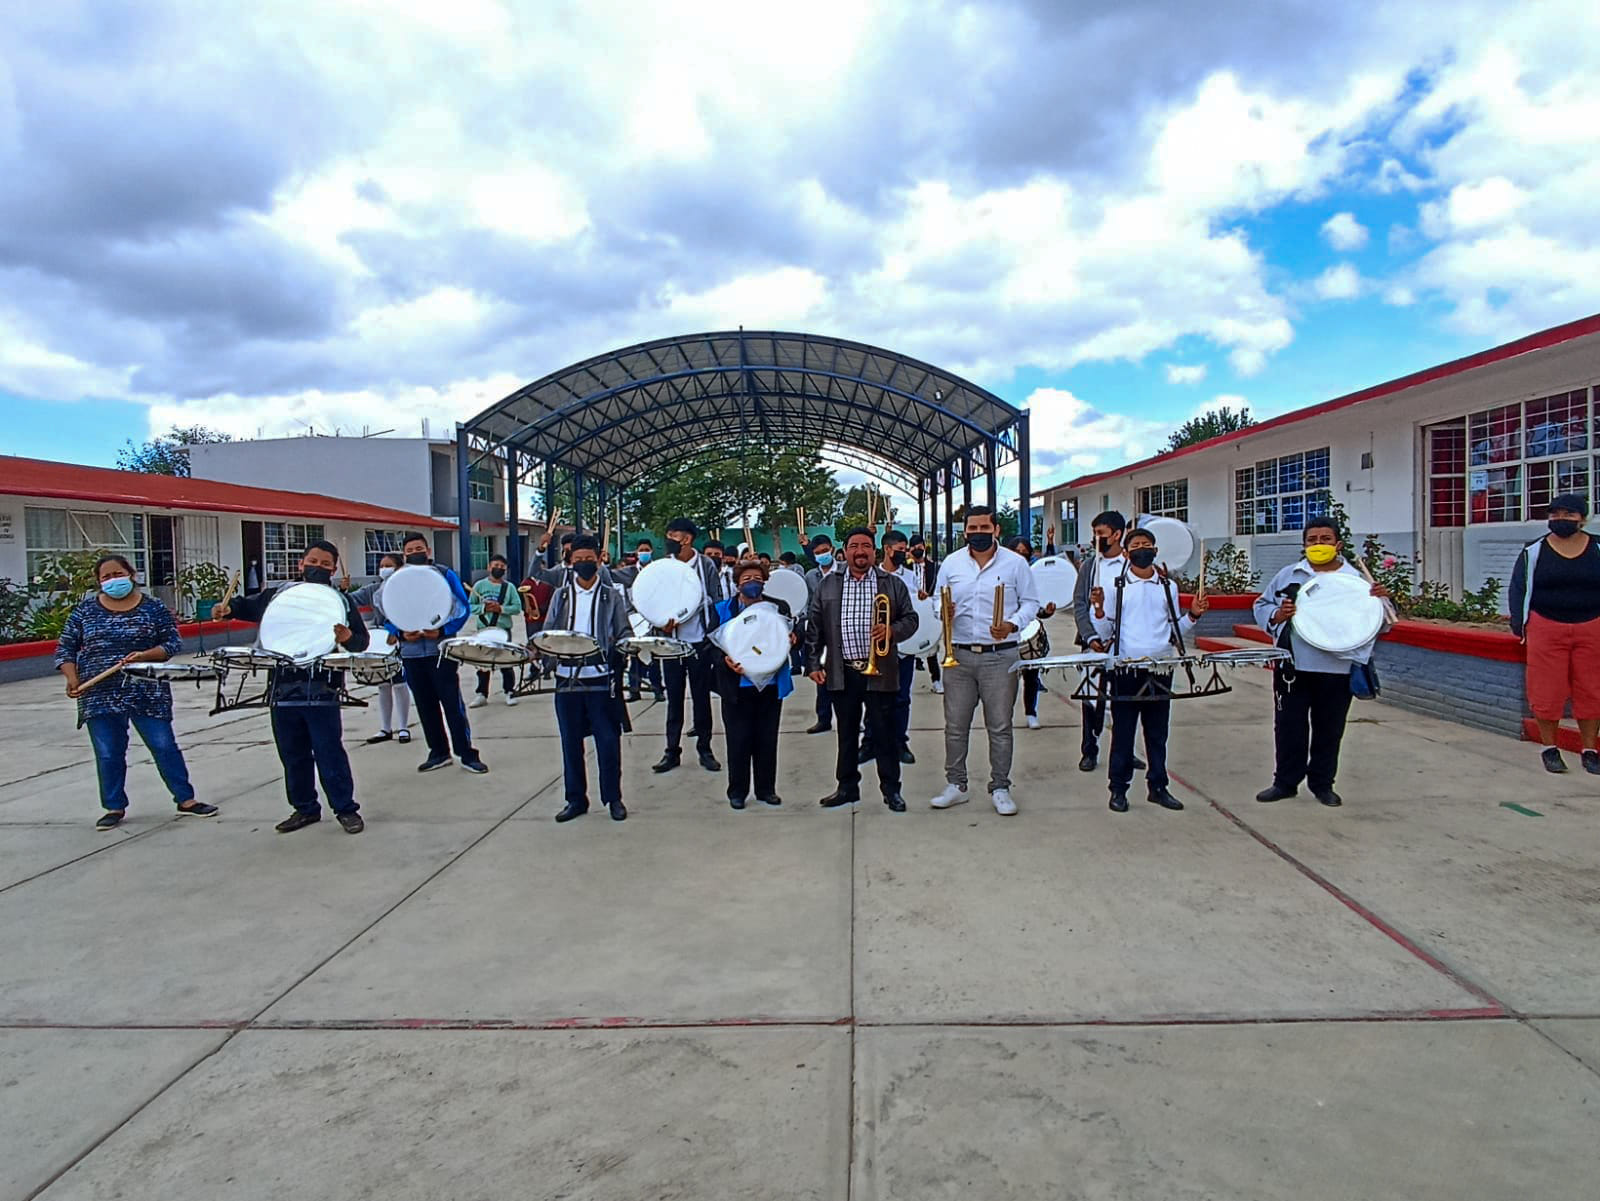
[
  {"left": 929, "top": 506, "right": 1040, "bottom": 816},
  {"left": 1089, "top": 527, "right": 1210, "bottom": 813}
]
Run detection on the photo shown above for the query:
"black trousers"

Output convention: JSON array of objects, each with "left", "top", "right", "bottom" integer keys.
[
  {"left": 831, "top": 669, "right": 900, "bottom": 800},
  {"left": 925, "top": 656, "right": 941, "bottom": 682},
  {"left": 270, "top": 705, "right": 357, "bottom": 816},
  {"left": 403, "top": 656, "right": 476, "bottom": 760},
  {"left": 1108, "top": 670, "right": 1170, "bottom": 794},
  {"left": 475, "top": 666, "right": 516, "bottom": 696},
  {"left": 722, "top": 688, "right": 783, "bottom": 800},
  {"left": 627, "top": 654, "right": 662, "bottom": 693},
  {"left": 1273, "top": 669, "right": 1354, "bottom": 792},
  {"left": 664, "top": 646, "right": 714, "bottom": 756},
  {"left": 1022, "top": 670, "right": 1041, "bottom": 717},
  {"left": 1081, "top": 697, "right": 1105, "bottom": 757}
]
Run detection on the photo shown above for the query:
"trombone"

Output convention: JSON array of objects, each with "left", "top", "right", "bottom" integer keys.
[
  {"left": 862, "top": 593, "right": 893, "bottom": 676},
  {"left": 938, "top": 585, "right": 959, "bottom": 668}
]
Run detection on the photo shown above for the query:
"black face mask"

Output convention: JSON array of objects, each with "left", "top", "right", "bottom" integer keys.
[
  {"left": 1128, "top": 548, "right": 1158, "bottom": 569},
  {"left": 967, "top": 532, "right": 995, "bottom": 553},
  {"left": 1549, "top": 519, "right": 1582, "bottom": 538},
  {"left": 573, "top": 561, "right": 599, "bottom": 581},
  {"left": 489, "top": 567, "right": 505, "bottom": 579},
  {"left": 1097, "top": 537, "right": 1115, "bottom": 555},
  {"left": 891, "top": 550, "right": 907, "bottom": 567},
  {"left": 301, "top": 566, "right": 334, "bottom": 585},
  {"left": 405, "top": 552, "right": 429, "bottom": 565}
]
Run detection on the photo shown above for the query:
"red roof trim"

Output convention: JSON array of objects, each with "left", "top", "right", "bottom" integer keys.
[
  {"left": 1037, "top": 312, "right": 1600, "bottom": 495},
  {"left": 0, "top": 456, "right": 454, "bottom": 529}
]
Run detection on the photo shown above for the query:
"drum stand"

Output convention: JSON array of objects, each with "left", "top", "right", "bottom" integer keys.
[
  {"left": 210, "top": 667, "right": 368, "bottom": 716},
  {"left": 1067, "top": 659, "right": 1234, "bottom": 704}
]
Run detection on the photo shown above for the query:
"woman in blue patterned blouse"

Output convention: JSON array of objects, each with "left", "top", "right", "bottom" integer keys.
[{"left": 54, "top": 554, "right": 217, "bottom": 829}]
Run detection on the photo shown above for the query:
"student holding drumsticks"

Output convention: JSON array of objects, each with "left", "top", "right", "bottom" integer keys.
[{"left": 55, "top": 554, "right": 216, "bottom": 829}]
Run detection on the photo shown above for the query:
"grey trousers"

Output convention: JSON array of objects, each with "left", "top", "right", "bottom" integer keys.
[{"left": 942, "top": 646, "right": 1020, "bottom": 791}]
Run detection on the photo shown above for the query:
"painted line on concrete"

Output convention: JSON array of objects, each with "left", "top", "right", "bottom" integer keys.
[
  {"left": 1169, "top": 769, "right": 1509, "bottom": 1016},
  {"left": 1499, "top": 801, "right": 1543, "bottom": 817}
]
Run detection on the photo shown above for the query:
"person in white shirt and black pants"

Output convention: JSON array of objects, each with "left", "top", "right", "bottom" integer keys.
[
  {"left": 929, "top": 507, "right": 1040, "bottom": 816},
  {"left": 1089, "top": 527, "right": 1210, "bottom": 813}
]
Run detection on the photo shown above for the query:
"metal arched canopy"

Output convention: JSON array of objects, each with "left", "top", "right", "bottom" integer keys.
[{"left": 462, "top": 329, "right": 1025, "bottom": 488}]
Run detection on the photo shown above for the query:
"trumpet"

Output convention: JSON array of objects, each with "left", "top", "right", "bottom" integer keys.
[
  {"left": 939, "top": 584, "right": 959, "bottom": 668},
  {"left": 862, "top": 593, "right": 893, "bottom": 676}
]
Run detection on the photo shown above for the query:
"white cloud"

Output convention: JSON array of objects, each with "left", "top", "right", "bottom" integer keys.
[
  {"left": 1022, "top": 386, "right": 1168, "bottom": 478},
  {"left": 1165, "top": 363, "right": 1207, "bottom": 385},
  {"left": 1320, "top": 211, "right": 1368, "bottom": 250},
  {"left": 1383, "top": 284, "right": 1416, "bottom": 306},
  {"left": 1313, "top": 262, "right": 1363, "bottom": 300},
  {"left": 1229, "top": 348, "right": 1268, "bottom": 377}
]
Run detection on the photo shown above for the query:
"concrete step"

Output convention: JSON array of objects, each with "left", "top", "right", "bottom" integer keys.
[{"left": 1230, "top": 623, "right": 1274, "bottom": 645}]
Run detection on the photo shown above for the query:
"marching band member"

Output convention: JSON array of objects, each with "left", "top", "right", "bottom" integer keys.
[
  {"left": 467, "top": 553, "right": 520, "bottom": 708},
  {"left": 213, "top": 541, "right": 368, "bottom": 834},
  {"left": 384, "top": 533, "right": 488, "bottom": 776},
  {"left": 1254, "top": 516, "right": 1393, "bottom": 806},
  {"left": 347, "top": 553, "right": 411, "bottom": 745},
  {"left": 1004, "top": 535, "right": 1058, "bottom": 729},
  {"left": 616, "top": 539, "right": 665, "bottom": 703},
  {"left": 930, "top": 507, "right": 1038, "bottom": 816},
  {"left": 704, "top": 539, "right": 735, "bottom": 601},
  {"left": 803, "top": 534, "right": 839, "bottom": 734},
  {"left": 1072, "top": 511, "right": 1130, "bottom": 771},
  {"left": 1089, "top": 527, "right": 1209, "bottom": 814},
  {"left": 858, "top": 530, "right": 917, "bottom": 765},
  {"left": 806, "top": 528, "right": 917, "bottom": 812},
  {"left": 548, "top": 535, "right": 632, "bottom": 823},
  {"left": 653, "top": 517, "right": 723, "bottom": 775},
  {"left": 1510, "top": 492, "right": 1600, "bottom": 775},
  {"left": 55, "top": 554, "right": 215, "bottom": 828},
  {"left": 907, "top": 534, "right": 942, "bottom": 694},
  {"left": 713, "top": 559, "right": 797, "bottom": 809}
]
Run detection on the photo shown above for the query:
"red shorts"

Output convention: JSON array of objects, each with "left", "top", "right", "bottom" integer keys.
[{"left": 1525, "top": 612, "right": 1600, "bottom": 720}]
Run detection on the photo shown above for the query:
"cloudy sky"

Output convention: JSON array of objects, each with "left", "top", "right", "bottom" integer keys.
[{"left": 4, "top": 0, "right": 1598, "bottom": 511}]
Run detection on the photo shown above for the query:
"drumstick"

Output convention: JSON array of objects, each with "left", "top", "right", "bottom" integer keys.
[
  {"left": 73, "top": 662, "right": 125, "bottom": 695},
  {"left": 1353, "top": 556, "right": 1400, "bottom": 623},
  {"left": 1197, "top": 550, "right": 1209, "bottom": 603},
  {"left": 216, "top": 569, "right": 240, "bottom": 616},
  {"left": 547, "top": 507, "right": 562, "bottom": 537},
  {"left": 601, "top": 518, "right": 612, "bottom": 558},
  {"left": 795, "top": 506, "right": 805, "bottom": 536}
]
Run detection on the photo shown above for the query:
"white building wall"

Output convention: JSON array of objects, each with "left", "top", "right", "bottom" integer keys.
[{"left": 189, "top": 438, "right": 438, "bottom": 518}]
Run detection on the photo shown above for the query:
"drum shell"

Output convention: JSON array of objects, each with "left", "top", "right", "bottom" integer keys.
[{"left": 897, "top": 595, "right": 941, "bottom": 658}]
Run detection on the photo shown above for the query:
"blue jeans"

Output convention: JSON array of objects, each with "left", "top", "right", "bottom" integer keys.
[
  {"left": 554, "top": 688, "right": 622, "bottom": 809},
  {"left": 271, "top": 705, "right": 358, "bottom": 816},
  {"left": 85, "top": 713, "right": 195, "bottom": 811}
]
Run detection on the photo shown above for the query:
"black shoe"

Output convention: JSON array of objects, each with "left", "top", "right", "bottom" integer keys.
[
  {"left": 652, "top": 691, "right": 666, "bottom": 702},
  {"left": 276, "top": 811, "right": 321, "bottom": 833},
  {"left": 1147, "top": 788, "right": 1184, "bottom": 811},
  {"left": 336, "top": 812, "right": 365, "bottom": 834},
  {"left": 699, "top": 752, "right": 722, "bottom": 772},
  {"left": 460, "top": 757, "right": 489, "bottom": 775},
  {"left": 819, "top": 790, "right": 859, "bottom": 808},
  {"left": 175, "top": 801, "right": 218, "bottom": 818},
  {"left": 1108, "top": 792, "right": 1129, "bottom": 812},
  {"left": 857, "top": 747, "right": 873, "bottom": 764},
  {"left": 1314, "top": 789, "right": 1343, "bottom": 807},
  {"left": 365, "top": 731, "right": 393, "bottom": 744},
  {"left": 1255, "top": 784, "right": 1297, "bottom": 803},
  {"left": 608, "top": 800, "right": 627, "bottom": 821},
  {"left": 899, "top": 749, "right": 915, "bottom": 765},
  {"left": 729, "top": 795, "right": 747, "bottom": 810},
  {"left": 1542, "top": 747, "right": 1569, "bottom": 774},
  {"left": 418, "top": 754, "right": 451, "bottom": 772},
  {"left": 625, "top": 690, "right": 641, "bottom": 702},
  {"left": 652, "top": 753, "right": 681, "bottom": 774},
  {"left": 805, "top": 722, "right": 831, "bottom": 735},
  {"left": 1078, "top": 754, "right": 1097, "bottom": 773},
  {"left": 96, "top": 810, "right": 125, "bottom": 830},
  {"left": 1584, "top": 750, "right": 1600, "bottom": 775},
  {"left": 884, "top": 793, "right": 906, "bottom": 812},
  {"left": 555, "top": 802, "right": 589, "bottom": 823},
  {"left": 758, "top": 794, "right": 783, "bottom": 807},
  {"left": 1132, "top": 756, "right": 1147, "bottom": 771},
  {"left": 396, "top": 730, "right": 411, "bottom": 744}
]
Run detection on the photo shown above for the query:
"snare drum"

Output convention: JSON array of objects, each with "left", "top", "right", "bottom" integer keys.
[
  {"left": 529, "top": 629, "right": 604, "bottom": 664},
  {"left": 212, "top": 646, "right": 290, "bottom": 674},
  {"left": 120, "top": 660, "right": 218, "bottom": 683},
  {"left": 1017, "top": 619, "right": 1051, "bottom": 661},
  {"left": 442, "top": 631, "right": 535, "bottom": 669},
  {"left": 1200, "top": 647, "right": 1291, "bottom": 670},
  {"left": 617, "top": 635, "right": 694, "bottom": 663},
  {"left": 318, "top": 648, "right": 404, "bottom": 685}
]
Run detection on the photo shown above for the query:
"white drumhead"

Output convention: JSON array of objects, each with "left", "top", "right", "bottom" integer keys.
[
  {"left": 759, "top": 567, "right": 808, "bottom": 617},
  {"left": 1293, "top": 571, "right": 1383, "bottom": 654},
  {"left": 628, "top": 611, "right": 651, "bottom": 638},
  {"left": 470, "top": 627, "right": 510, "bottom": 645},
  {"left": 1030, "top": 555, "right": 1078, "bottom": 608},
  {"left": 631, "top": 557, "right": 703, "bottom": 628},
  {"left": 1027, "top": 651, "right": 1112, "bottom": 670},
  {"left": 898, "top": 594, "right": 941, "bottom": 657},
  {"left": 531, "top": 630, "right": 602, "bottom": 657},
  {"left": 259, "top": 583, "right": 346, "bottom": 664},
  {"left": 712, "top": 601, "right": 792, "bottom": 677},
  {"left": 378, "top": 565, "right": 458, "bottom": 632},
  {"left": 1134, "top": 516, "right": 1197, "bottom": 573}
]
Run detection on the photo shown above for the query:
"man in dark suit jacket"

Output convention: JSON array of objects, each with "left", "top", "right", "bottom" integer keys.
[{"left": 804, "top": 527, "right": 918, "bottom": 811}]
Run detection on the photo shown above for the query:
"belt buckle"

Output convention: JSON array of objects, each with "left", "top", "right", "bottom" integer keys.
[{"left": 845, "top": 659, "right": 869, "bottom": 672}]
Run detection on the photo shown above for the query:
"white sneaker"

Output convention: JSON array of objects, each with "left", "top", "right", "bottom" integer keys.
[
  {"left": 929, "top": 783, "right": 968, "bottom": 809},
  {"left": 991, "top": 788, "right": 1018, "bottom": 816},
  {"left": 503, "top": 693, "right": 518, "bottom": 706},
  {"left": 1026, "top": 714, "right": 1040, "bottom": 729},
  {"left": 932, "top": 680, "right": 945, "bottom": 695},
  {"left": 468, "top": 694, "right": 488, "bottom": 709}
]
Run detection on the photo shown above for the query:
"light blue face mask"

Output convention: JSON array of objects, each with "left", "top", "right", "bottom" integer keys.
[
  {"left": 816, "top": 552, "right": 834, "bottom": 568},
  {"left": 101, "top": 577, "right": 134, "bottom": 599},
  {"left": 637, "top": 551, "right": 652, "bottom": 564}
]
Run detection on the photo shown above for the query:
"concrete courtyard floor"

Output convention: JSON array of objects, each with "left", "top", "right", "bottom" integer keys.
[{"left": 2, "top": 656, "right": 1598, "bottom": 1200}]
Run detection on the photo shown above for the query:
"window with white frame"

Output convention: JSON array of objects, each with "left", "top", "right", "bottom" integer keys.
[
  {"left": 1424, "top": 387, "right": 1593, "bottom": 526},
  {"left": 469, "top": 461, "right": 496, "bottom": 503},
  {"left": 469, "top": 534, "right": 491, "bottom": 574},
  {"left": 364, "top": 528, "right": 408, "bottom": 575},
  {"left": 262, "top": 522, "right": 326, "bottom": 582},
  {"left": 1137, "top": 479, "right": 1189, "bottom": 521},
  {"left": 24, "top": 507, "right": 146, "bottom": 582},
  {"left": 1234, "top": 448, "right": 1331, "bottom": 535}
]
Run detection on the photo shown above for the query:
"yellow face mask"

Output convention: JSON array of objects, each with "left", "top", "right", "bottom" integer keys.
[{"left": 1304, "top": 543, "right": 1340, "bottom": 566}]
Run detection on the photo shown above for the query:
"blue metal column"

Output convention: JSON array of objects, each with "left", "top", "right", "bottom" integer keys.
[
  {"left": 573, "top": 472, "right": 586, "bottom": 533},
  {"left": 962, "top": 455, "right": 973, "bottom": 517},
  {"left": 1017, "top": 414, "right": 1033, "bottom": 543},
  {"left": 985, "top": 439, "right": 998, "bottom": 513},
  {"left": 917, "top": 478, "right": 927, "bottom": 545},
  {"left": 596, "top": 480, "right": 609, "bottom": 553},
  {"left": 455, "top": 424, "right": 473, "bottom": 578},
  {"left": 504, "top": 447, "right": 521, "bottom": 584},
  {"left": 943, "top": 466, "right": 954, "bottom": 551}
]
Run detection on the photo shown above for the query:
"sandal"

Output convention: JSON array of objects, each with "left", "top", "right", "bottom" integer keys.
[{"left": 365, "top": 731, "right": 394, "bottom": 744}]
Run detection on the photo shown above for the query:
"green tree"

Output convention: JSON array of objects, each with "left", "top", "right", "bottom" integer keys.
[
  {"left": 632, "top": 443, "right": 843, "bottom": 538},
  {"left": 116, "top": 425, "right": 233, "bottom": 476},
  {"left": 1164, "top": 405, "right": 1254, "bottom": 453}
]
